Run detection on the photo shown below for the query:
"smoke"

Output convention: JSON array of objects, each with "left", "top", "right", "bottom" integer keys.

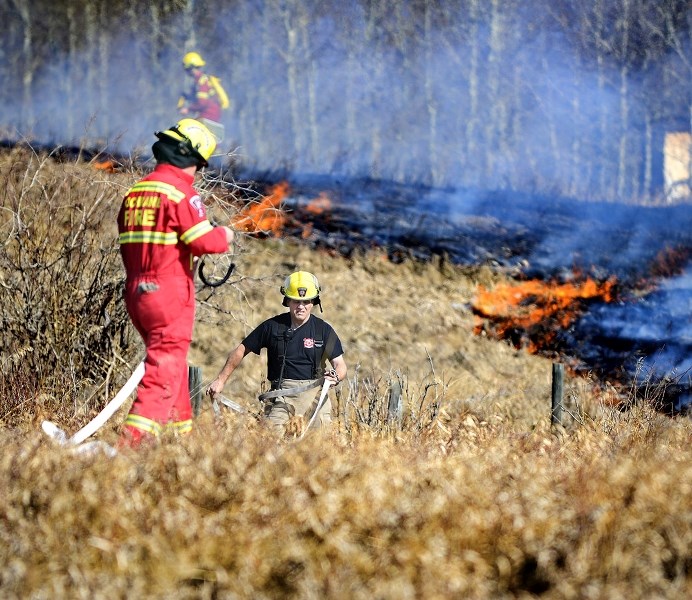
[
  {"left": 572, "top": 263, "right": 691, "bottom": 410},
  {"left": 2, "top": 1, "right": 687, "bottom": 201}
]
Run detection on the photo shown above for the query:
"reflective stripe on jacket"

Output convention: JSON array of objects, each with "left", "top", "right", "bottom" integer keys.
[{"left": 118, "top": 163, "right": 227, "bottom": 280}]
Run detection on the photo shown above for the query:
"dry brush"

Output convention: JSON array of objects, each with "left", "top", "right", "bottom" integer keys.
[{"left": 0, "top": 150, "right": 690, "bottom": 599}]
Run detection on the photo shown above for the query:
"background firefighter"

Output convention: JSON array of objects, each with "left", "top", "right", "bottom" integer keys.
[
  {"left": 206, "top": 271, "right": 347, "bottom": 435},
  {"left": 178, "top": 51, "right": 228, "bottom": 142},
  {"left": 117, "top": 118, "right": 235, "bottom": 447}
]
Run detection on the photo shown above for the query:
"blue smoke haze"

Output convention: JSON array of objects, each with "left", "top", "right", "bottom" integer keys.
[{"left": 4, "top": 1, "right": 685, "bottom": 200}]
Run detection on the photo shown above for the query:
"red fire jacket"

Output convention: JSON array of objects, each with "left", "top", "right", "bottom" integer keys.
[
  {"left": 118, "top": 163, "right": 227, "bottom": 278},
  {"left": 185, "top": 72, "right": 222, "bottom": 122},
  {"left": 117, "top": 163, "right": 228, "bottom": 444}
]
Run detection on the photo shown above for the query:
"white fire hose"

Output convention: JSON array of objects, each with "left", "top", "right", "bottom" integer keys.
[
  {"left": 41, "top": 361, "right": 145, "bottom": 450},
  {"left": 298, "top": 378, "right": 332, "bottom": 440}
]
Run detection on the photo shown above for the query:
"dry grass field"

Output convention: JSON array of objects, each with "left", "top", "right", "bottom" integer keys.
[{"left": 0, "top": 148, "right": 690, "bottom": 598}]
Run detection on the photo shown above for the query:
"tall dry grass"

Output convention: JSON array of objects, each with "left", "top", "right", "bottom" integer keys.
[
  {"left": 0, "top": 149, "right": 690, "bottom": 599},
  {"left": 1, "top": 410, "right": 690, "bottom": 599}
]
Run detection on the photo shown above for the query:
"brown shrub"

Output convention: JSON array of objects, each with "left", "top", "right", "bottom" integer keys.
[{"left": 0, "top": 147, "right": 141, "bottom": 425}]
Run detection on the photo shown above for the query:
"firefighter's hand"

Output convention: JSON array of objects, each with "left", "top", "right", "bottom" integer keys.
[
  {"left": 221, "top": 226, "right": 235, "bottom": 247},
  {"left": 179, "top": 106, "right": 189, "bottom": 115},
  {"left": 206, "top": 378, "right": 224, "bottom": 398},
  {"left": 325, "top": 369, "right": 340, "bottom": 386}
]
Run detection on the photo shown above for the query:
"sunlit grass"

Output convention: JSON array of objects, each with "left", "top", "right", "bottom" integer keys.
[{"left": 0, "top": 149, "right": 690, "bottom": 599}]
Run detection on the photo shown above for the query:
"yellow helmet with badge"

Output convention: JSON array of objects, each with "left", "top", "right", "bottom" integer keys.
[
  {"left": 183, "top": 51, "right": 205, "bottom": 69},
  {"left": 155, "top": 118, "right": 216, "bottom": 167},
  {"left": 281, "top": 271, "right": 322, "bottom": 309}
]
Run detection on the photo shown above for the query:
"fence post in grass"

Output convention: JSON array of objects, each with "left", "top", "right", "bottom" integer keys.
[
  {"left": 189, "top": 365, "right": 203, "bottom": 418},
  {"left": 388, "top": 371, "right": 403, "bottom": 427},
  {"left": 551, "top": 363, "right": 564, "bottom": 427}
]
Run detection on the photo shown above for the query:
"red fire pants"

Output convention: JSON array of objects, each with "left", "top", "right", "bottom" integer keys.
[{"left": 120, "top": 275, "right": 196, "bottom": 446}]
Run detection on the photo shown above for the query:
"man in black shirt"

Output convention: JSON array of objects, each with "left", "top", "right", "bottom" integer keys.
[{"left": 207, "top": 271, "right": 347, "bottom": 434}]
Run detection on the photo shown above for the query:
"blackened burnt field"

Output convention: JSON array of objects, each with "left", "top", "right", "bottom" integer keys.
[{"left": 278, "top": 175, "right": 692, "bottom": 412}]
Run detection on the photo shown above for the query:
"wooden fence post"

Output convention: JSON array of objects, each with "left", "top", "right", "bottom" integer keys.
[
  {"left": 189, "top": 365, "right": 203, "bottom": 418},
  {"left": 388, "top": 371, "right": 403, "bottom": 427},
  {"left": 551, "top": 363, "right": 564, "bottom": 427}
]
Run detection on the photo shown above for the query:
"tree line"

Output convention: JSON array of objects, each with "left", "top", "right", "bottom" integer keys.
[{"left": 1, "top": 0, "right": 690, "bottom": 202}]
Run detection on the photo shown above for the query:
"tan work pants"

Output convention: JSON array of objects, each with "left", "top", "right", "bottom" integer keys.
[{"left": 262, "top": 379, "right": 332, "bottom": 434}]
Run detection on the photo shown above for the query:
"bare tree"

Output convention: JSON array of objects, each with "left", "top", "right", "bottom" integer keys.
[{"left": 9, "top": 0, "right": 35, "bottom": 130}]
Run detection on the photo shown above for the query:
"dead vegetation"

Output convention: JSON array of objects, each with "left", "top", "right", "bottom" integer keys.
[{"left": 0, "top": 149, "right": 690, "bottom": 599}]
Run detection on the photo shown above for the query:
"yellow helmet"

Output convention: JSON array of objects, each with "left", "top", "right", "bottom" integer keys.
[
  {"left": 281, "top": 271, "right": 321, "bottom": 307},
  {"left": 156, "top": 118, "right": 217, "bottom": 166},
  {"left": 183, "top": 51, "right": 205, "bottom": 69}
]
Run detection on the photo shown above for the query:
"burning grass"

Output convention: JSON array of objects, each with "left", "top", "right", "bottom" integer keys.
[
  {"left": 471, "top": 275, "right": 618, "bottom": 354},
  {"left": 0, "top": 148, "right": 690, "bottom": 598}
]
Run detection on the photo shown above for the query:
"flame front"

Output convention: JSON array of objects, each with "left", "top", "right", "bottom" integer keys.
[
  {"left": 231, "top": 182, "right": 289, "bottom": 236},
  {"left": 230, "top": 183, "right": 334, "bottom": 238},
  {"left": 472, "top": 275, "right": 617, "bottom": 353},
  {"left": 91, "top": 159, "right": 117, "bottom": 173}
]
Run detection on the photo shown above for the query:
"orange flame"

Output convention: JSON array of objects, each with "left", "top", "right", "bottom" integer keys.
[
  {"left": 305, "top": 192, "right": 332, "bottom": 215},
  {"left": 229, "top": 183, "right": 334, "bottom": 238},
  {"left": 91, "top": 159, "right": 117, "bottom": 173},
  {"left": 231, "top": 182, "right": 288, "bottom": 236},
  {"left": 472, "top": 275, "right": 617, "bottom": 353}
]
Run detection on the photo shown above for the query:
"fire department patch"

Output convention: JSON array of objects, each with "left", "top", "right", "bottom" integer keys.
[
  {"left": 189, "top": 194, "right": 205, "bottom": 217},
  {"left": 303, "top": 337, "right": 315, "bottom": 349}
]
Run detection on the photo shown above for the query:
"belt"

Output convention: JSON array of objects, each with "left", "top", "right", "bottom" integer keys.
[{"left": 258, "top": 379, "right": 323, "bottom": 402}]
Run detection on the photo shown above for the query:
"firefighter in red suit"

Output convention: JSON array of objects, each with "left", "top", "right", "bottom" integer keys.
[
  {"left": 178, "top": 51, "right": 225, "bottom": 141},
  {"left": 117, "top": 118, "right": 234, "bottom": 447}
]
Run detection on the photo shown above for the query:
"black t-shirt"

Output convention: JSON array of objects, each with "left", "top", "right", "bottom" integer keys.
[{"left": 242, "top": 313, "right": 344, "bottom": 383}]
